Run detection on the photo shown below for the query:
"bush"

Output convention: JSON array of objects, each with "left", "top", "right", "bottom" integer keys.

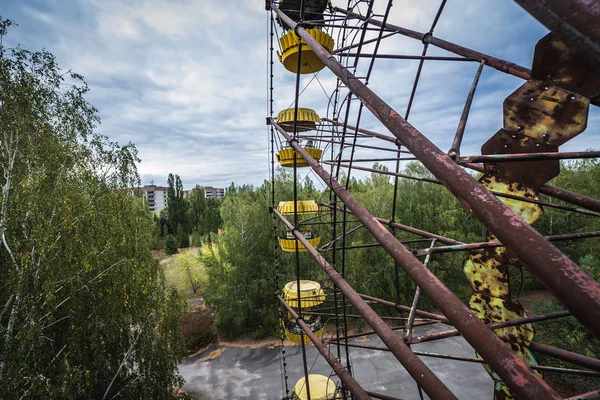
[
  {"left": 180, "top": 311, "right": 216, "bottom": 353},
  {"left": 179, "top": 233, "right": 190, "bottom": 248},
  {"left": 164, "top": 234, "right": 178, "bottom": 255},
  {"left": 191, "top": 232, "right": 202, "bottom": 247}
]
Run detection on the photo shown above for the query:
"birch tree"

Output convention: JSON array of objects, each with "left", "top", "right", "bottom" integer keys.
[{"left": 0, "top": 18, "right": 185, "bottom": 399}]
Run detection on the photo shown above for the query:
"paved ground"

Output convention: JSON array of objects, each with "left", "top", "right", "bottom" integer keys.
[{"left": 179, "top": 324, "right": 493, "bottom": 399}]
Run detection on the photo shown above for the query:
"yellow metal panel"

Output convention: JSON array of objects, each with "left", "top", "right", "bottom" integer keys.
[
  {"left": 279, "top": 237, "right": 321, "bottom": 252},
  {"left": 277, "top": 147, "right": 323, "bottom": 167},
  {"left": 293, "top": 374, "right": 337, "bottom": 400},
  {"left": 277, "top": 108, "right": 321, "bottom": 132},
  {"left": 278, "top": 200, "right": 319, "bottom": 215},
  {"left": 279, "top": 29, "right": 334, "bottom": 74},
  {"left": 282, "top": 280, "right": 325, "bottom": 308}
]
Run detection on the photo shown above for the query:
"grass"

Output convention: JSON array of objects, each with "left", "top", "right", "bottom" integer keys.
[
  {"left": 157, "top": 247, "right": 216, "bottom": 353},
  {"left": 159, "top": 247, "right": 208, "bottom": 310}
]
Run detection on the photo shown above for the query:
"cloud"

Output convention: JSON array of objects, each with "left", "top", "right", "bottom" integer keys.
[{"left": 2, "top": 0, "right": 598, "bottom": 190}]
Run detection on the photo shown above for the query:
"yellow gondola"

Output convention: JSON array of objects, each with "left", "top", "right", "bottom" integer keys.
[
  {"left": 278, "top": 200, "right": 319, "bottom": 215},
  {"left": 282, "top": 280, "right": 326, "bottom": 344},
  {"left": 277, "top": 108, "right": 321, "bottom": 132},
  {"left": 279, "top": 226, "right": 320, "bottom": 252},
  {"left": 277, "top": 145, "right": 323, "bottom": 167},
  {"left": 278, "top": 29, "right": 334, "bottom": 74},
  {"left": 292, "top": 374, "right": 338, "bottom": 400}
]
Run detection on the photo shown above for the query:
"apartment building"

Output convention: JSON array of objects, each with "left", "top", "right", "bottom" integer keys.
[
  {"left": 141, "top": 185, "right": 168, "bottom": 212},
  {"left": 204, "top": 186, "right": 225, "bottom": 200}
]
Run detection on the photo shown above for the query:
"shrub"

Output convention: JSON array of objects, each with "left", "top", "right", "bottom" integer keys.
[{"left": 164, "top": 234, "right": 178, "bottom": 255}]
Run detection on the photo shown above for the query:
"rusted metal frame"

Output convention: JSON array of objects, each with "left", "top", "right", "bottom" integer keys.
[
  {"left": 276, "top": 294, "right": 371, "bottom": 400},
  {"left": 513, "top": 0, "right": 600, "bottom": 67},
  {"left": 449, "top": 60, "right": 485, "bottom": 160},
  {"left": 271, "top": 207, "right": 459, "bottom": 400},
  {"left": 324, "top": 320, "right": 440, "bottom": 342},
  {"left": 328, "top": 9, "right": 358, "bottom": 393},
  {"left": 320, "top": 223, "right": 364, "bottom": 251},
  {"left": 332, "top": 342, "right": 600, "bottom": 377},
  {"left": 357, "top": 293, "right": 448, "bottom": 323},
  {"left": 303, "top": 311, "right": 429, "bottom": 322},
  {"left": 337, "top": 0, "right": 384, "bottom": 383},
  {"left": 309, "top": 24, "right": 402, "bottom": 31},
  {"left": 403, "top": 239, "right": 437, "bottom": 343},
  {"left": 269, "top": 114, "right": 559, "bottom": 399},
  {"left": 529, "top": 342, "right": 600, "bottom": 372},
  {"left": 412, "top": 231, "right": 600, "bottom": 257},
  {"left": 460, "top": 150, "right": 600, "bottom": 163},
  {"left": 465, "top": 162, "right": 600, "bottom": 213},
  {"left": 326, "top": 242, "right": 382, "bottom": 251},
  {"left": 539, "top": 185, "right": 600, "bottom": 214},
  {"left": 337, "top": 53, "right": 479, "bottom": 62},
  {"left": 532, "top": 366, "right": 600, "bottom": 378},
  {"left": 364, "top": 390, "right": 403, "bottom": 400},
  {"left": 304, "top": 220, "right": 360, "bottom": 226},
  {"left": 320, "top": 203, "right": 464, "bottom": 246},
  {"left": 327, "top": 238, "right": 436, "bottom": 252},
  {"left": 335, "top": 161, "right": 600, "bottom": 217},
  {"left": 412, "top": 310, "right": 571, "bottom": 344},
  {"left": 333, "top": 6, "right": 532, "bottom": 79},
  {"left": 327, "top": 157, "right": 418, "bottom": 162},
  {"left": 286, "top": 4, "right": 312, "bottom": 396},
  {"left": 323, "top": 118, "right": 402, "bottom": 146},
  {"left": 565, "top": 389, "right": 600, "bottom": 400},
  {"left": 332, "top": 30, "right": 400, "bottom": 55}
]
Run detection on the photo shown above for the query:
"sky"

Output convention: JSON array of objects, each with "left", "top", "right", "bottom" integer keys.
[{"left": 1, "top": 0, "right": 598, "bottom": 190}]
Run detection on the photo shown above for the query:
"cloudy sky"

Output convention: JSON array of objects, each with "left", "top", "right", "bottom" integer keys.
[{"left": 2, "top": 0, "right": 598, "bottom": 190}]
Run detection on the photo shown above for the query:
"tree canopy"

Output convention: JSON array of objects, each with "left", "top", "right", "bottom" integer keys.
[{"left": 0, "top": 18, "right": 185, "bottom": 398}]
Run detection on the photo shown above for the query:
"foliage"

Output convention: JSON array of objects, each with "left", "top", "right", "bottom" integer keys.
[
  {"left": 166, "top": 174, "right": 189, "bottom": 236},
  {"left": 164, "top": 234, "right": 179, "bottom": 255},
  {"left": 0, "top": 18, "right": 185, "bottom": 398},
  {"left": 200, "top": 185, "right": 280, "bottom": 339},
  {"left": 533, "top": 298, "right": 600, "bottom": 396}
]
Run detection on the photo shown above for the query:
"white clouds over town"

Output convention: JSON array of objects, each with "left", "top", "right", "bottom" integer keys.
[{"left": 2, "top": 0, "right": 598, "bottom": 189}]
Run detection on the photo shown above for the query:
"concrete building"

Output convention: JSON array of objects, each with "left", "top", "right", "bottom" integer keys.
[
  {"left": 204, "top": 186, "right": 225, "bottom": 200},
  {"left": 141, "top": 185, "right": 168, "bottom": 212}
]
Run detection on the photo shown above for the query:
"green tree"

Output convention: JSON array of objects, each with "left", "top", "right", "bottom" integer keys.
[
  {"left": 0, "top": 19, "right": 185, "bottom": 398},
  {"left": 166, "top": 173, "right": 189, "bottom": 236},
  {"left": 201, "top": 185, "right": 278, "bottom": 338}
]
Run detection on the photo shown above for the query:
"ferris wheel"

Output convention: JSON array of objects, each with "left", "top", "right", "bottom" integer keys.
[{"left": 266, "top": 1, "right": 600, "bottom": 399}]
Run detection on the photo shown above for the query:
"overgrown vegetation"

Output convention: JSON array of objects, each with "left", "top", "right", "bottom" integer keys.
[
  {"left": 152, "top": 176, "right": 222, "bottom": 255},
  {"left": 198, "top": 159, "right": 600, "bottom": 394},
  {"left": 0, "top": 18, "right": 186, "bottom": 398}
]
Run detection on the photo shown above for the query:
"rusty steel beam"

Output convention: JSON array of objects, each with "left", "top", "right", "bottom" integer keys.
[
  {"left": 337, "top": 53, "right": 479, "bottom": 62},
  {"left": 412, "top": 310, "right": 571, "bottom": 344},
  {"left": 356, "top": 293, "right": 448, "bottom": 323},
  {"left": 465, "top": 162, "right": 600, "bottom": 213},
  {"left": 364, "top": 391, "right": 403, "bottom": 400},
  {"left": 271, "top": 114, "right": 558, "bottom": 399},
  {"left": 412, "top": 231, "right": 600, "bottom": 257},
  {"left": 333, "top": 7, "right": 532, "bottom": 79},
  {"left": 275, "top": 13, "right": 600, "bottom": 337},
  {"left": 321, "top": 203, "right": 463, "bottom": 246},
  {"left": 333, "top": 342, "right": 600, "bottom": 377},
  {"left": 539, "top": 185, "right": 600, "bottom": 214},
  {"left": 514, "top": 0, "right": 600, "bottom": 67},
  {"left": 276, "top": 294, "right": 371, "bottom": 400},
  {"left": 529, "top": 342, "right": 600, "bottom": 371},
  {"left": 272, "top": 208, "right": 458, "bottom": 400},
  {"left": 323, "top": 118, "right": 402, "bottom": 146},
  {"left": 459, "top": 150, "right": 600, "bottom": 163},
  {"left": 565, "top": 389, "right": 600, "bottom": 400},
  {"left": 404, "top": 239, "right": 437, "bottom": 343},
  {"left": 449, "top": 60, "right": 485, "bottom": 160},
  {"left": 332, "top": 161, "right": 600, "bottom": 217}
]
